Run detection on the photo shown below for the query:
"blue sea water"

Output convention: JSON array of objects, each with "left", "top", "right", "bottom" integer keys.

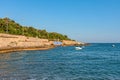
[{"left": 0, "top": 43, "right": 120, "bottom": 80}]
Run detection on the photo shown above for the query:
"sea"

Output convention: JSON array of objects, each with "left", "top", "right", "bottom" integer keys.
[{"left": 0, "top": 43, "right": 120, "bottom": 80}]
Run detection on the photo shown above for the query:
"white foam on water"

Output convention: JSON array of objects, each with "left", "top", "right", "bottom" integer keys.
[{"left": 27, "top": 78, "right": 36, "bottom": 80}]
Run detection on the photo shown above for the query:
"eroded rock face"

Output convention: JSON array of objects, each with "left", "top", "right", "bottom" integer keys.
[
  {"left": 0, "top": 33, "right": 52, "bottom": 49},
  {"left": 0, "top": 33, "right": 85, "bottom": 53},
  {"left": 62, "top": 40, "right": 84, "bottom": 46}
]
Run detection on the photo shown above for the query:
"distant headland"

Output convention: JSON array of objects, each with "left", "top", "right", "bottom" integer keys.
[{"left": 0, "top": 17, "right": 86, "bottom": 53}]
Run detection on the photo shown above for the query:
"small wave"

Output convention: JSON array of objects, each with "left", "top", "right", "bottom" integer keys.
[
  {"left": 42, "top": 76, "right": 64, "bottom": 80},
  {"left": 27, "top": 79, "right": 36, "bottom": 80},
  {"left": 27, "top": 78, "right": 37, "bottom": 80}
]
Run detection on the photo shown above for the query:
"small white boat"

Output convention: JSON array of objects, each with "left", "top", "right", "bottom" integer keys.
[
  {"left": 75, "top": 47, "right": 82, "bottom": 50},
  {"left": 112, "top": 44, "right": 115, "bottom": 47}
]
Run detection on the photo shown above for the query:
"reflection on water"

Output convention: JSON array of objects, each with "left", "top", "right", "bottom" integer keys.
[
  {"left": 0, "top": 44, "right": 120, "bottom": 80},
  {"left": 0, "top": 51, "right": 28, "bottom": 79}
]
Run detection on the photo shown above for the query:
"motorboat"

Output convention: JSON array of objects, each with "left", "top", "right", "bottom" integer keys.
[{"left": 75, "top": 47, "right": 82, "bottom": 50}]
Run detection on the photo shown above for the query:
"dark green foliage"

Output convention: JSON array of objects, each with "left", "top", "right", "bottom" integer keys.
[{"left": 0, "top": 17, "right": 71, "bottom": 40}]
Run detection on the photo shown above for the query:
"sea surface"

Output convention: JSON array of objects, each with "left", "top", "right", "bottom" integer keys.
[{"left": 0, "top": 43, "right": 120, "bottom": 80}]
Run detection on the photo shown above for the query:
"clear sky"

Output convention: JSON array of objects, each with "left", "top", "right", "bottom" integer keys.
[{"left": 0, "top": 0, "right": 120, "bottom": 43}]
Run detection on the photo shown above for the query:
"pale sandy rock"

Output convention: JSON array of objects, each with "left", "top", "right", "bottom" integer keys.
[{"left": 0, "top": 33, "right": 51, "bottom": 49}]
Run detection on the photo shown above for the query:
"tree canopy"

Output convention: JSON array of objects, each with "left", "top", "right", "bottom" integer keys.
[{"left": 0, "top": 17, "right": 71, "bottom": 40}]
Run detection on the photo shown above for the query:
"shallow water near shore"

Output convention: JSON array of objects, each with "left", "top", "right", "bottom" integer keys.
[{"left": 0, "top": 43, "right": 120, "bottom": 80}]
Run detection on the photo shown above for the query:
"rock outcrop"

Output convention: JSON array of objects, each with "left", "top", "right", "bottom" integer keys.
[{"left": 0, "top": 33, "right": 85, "bottom": 53}]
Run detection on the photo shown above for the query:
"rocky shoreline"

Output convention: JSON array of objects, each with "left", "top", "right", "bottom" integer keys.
[
  {"left": 0, "top": 46, "right": 54, "bottom": 53},
  {"left": 0, "top": 33, "right": 85, "bottom": 53}
]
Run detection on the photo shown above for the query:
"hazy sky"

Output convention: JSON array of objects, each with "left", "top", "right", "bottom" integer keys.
[{"left": 0, "top": 0, "right": 120, "bottom": 43}]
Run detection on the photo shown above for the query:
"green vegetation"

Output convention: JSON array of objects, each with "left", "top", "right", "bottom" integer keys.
[{"left": 0, "top": 17, "right": 71, "bottom": 40}]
